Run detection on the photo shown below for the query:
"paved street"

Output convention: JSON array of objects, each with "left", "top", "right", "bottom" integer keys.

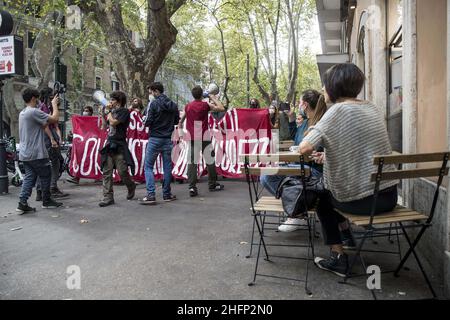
[{"left": 0, "top": 177, "right": 443, "bottom": 300}]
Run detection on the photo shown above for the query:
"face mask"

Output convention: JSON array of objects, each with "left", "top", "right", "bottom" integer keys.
[
  {"left": 300, "top": 106, "right": 308, "bottom": 119},
  {"left": 148, "top": 95, "right": 155, "bottom": 103},
  {"left": 83, "top": 112, "right": 90, "bottom": 116}
]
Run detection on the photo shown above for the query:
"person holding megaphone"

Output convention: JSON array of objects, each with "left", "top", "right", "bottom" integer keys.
[{"left": 98, "top": 91, "right": 136, "bottom": 207}]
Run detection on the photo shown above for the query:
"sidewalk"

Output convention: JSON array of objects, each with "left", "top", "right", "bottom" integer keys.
[{"left": 0, "top": 177, "right": 443, "bottom": 299}]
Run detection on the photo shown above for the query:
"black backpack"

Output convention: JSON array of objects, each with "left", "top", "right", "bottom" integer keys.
[{"left": 275, "top": 174, "right": 324, "bottom": 217}]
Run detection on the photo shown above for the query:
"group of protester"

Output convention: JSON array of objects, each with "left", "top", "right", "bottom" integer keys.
[
  {"left": 15, "top": 81, "right": 227, "bottom": 212},
  {"left": 15, "top": 62, "right": 397, "bottom": 279}
]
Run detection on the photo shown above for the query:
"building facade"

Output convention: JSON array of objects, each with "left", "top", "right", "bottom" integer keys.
[
  {"left": 316, "top": 0, "right": 450, "bottom": 298},
  {"left": 2, "top": 3, "right": 194, "bottom": 139}
]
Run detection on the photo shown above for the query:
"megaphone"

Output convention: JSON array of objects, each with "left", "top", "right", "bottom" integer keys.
[
  {"left": 203, "top": 83, "right": 220, "bottom": 98},
  {"left": 93, "top": 90, "right": 108, "bottom": 107}
]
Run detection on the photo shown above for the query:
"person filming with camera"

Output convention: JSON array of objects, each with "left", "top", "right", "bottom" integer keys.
[
  {"left": 98, "top": 91, "right": 136, "bottom": 207},
  {"left": 16, "top": 89, "right": 64, "bottom": 214}
]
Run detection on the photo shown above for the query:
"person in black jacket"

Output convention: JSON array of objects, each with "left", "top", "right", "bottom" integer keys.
[
  {"left": 98, "top": 91, "right": 136, "bottom": 207},
  {"left": 141, "top": 82, "right": 180, "bottom": 205}
]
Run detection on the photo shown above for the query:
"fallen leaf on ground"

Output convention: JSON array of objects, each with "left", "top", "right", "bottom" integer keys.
[
  {"left": 10, "top": 227, "right": 22, "bottom": 231},
  {"left": 80, "top": 219, "right": 89, "bottom": 224},
  {"left": 398, "top": 291, "right": 406, "bottom": 296},
  {"left": 240, "top": 241, "right": 248, "bottom": 245},
  {"left": 51, "top": 215, "right": 60, "bottom": 218}
]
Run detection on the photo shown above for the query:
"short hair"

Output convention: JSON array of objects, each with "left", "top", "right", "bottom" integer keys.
[
  {"left": 148, "top": 82, "right": 164, "bottom": 94},
  {"left": 23, "top": 88, "right": 40, "bottom": 103},
  {"left": 83, "top": 106, "right": 94, "bottom": 114},
  {"left": 110, "top": 91, "right": 127, "bottom": 107},
  {"left": 191, "top": 86, "right": 203, "bottom": 100},
  {"left": 323, "top": 63, "right": 365, "bottom": 103}
]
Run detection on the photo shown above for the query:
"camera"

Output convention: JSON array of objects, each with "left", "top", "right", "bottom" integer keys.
[
  {"left": 53, "top": 81, "right": 66, "bottom": 96},
  {"left": 279, "top": 102, "right": 291, "bottom": 112}
]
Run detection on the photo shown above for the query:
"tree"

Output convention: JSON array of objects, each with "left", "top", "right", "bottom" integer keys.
[
  {"left": 1, "top": 0, "right": 76, "bottom": 137},
  {"left": 76, "top": 0, "right": 187, "bottom": 99}
]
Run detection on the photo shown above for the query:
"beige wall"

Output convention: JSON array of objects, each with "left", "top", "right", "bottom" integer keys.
[
  {"left": 388, "top": 0, "right": 403, "bottom": 41},
  {"left": 417, "top": 0, "right": 448, "bottom": 155},
  {"left": 348, "top": 0, "right": 387, "bottom": 112}
]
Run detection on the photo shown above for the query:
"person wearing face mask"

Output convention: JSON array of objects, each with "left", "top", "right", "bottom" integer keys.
[
  {"left": 141, "top": 82, "right": 179, "bottom": 205},
  {"left": 249, "top": 98, "right": 260, "bottom": 109},
  {"left": 260, "top": 89, "right": 328, "bottom": 232},
  {"left": 269, "top": 102, "right": 279, "bottom": 129},
  {"left": 82, "top": 106, "right": 94, "bottom": 116},
  {"left": 98, "top": 91, "right": 136, "bottom": 207}
]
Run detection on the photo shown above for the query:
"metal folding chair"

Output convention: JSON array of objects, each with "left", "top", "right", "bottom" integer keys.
[
  {"left": 339, "top": 152, "right": 449, "bottom": 299},
  {"left": 242, "top": 153, "right": 316, "bottom": 295}
]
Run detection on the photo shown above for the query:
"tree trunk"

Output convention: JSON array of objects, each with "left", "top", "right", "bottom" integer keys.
[
  {"left": 79, "top": 0, "right": 186, "bottom": 100},
  {"left": 285, "top": 0, "right": 299, "bottom": 105},
  {"left": 246, "top": 12, "right": 271, "bottom": 106}
]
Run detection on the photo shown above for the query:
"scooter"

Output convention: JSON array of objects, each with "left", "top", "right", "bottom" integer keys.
[{"left": 6, "top": 137, "right": 24, "bottom": 187}]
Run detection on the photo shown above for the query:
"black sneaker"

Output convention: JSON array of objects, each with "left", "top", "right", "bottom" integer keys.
[
  {"left": 341, "top": 229, "right": 357, "bottom": 250},
  {"left": 16, "top": 202, "right": 36, "bottom": 215},
  {"left": 163, "top": 194, "right": 177, "bottom": 202},
  {"left": 42, "top": 199, "right": 63, "bottom": 209},
  {"left": 35, "top": 190, "right": 42, "bottom": 202},
  {"left": 209, "top": 183, "right": 224, "bottom": 192},
  {"left": 140, "top": 195, "right": 156, "bottom": 205},
  {"left": 127, "top": 183, "right": 136, "bottom": 200},
  {"left": 189, "top": 188, "right": 198, "bottom": 197},
  {"left": 314, "top": 251, "right": 349, "bottom": 277},
  {"left": 99, "top": 198, "right": 115, "bottom": 207},
  {"left": 51, "top": 188, "right": 69, "bottom": 199}
]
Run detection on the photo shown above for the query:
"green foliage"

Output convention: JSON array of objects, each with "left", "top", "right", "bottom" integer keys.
[{"left": 3, "top": 0, "right": 322, "bottom": 107}]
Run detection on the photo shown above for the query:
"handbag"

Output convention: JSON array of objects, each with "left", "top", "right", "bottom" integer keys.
[{"left": 275, "top": 174, "right": 324, "bottom": 217}]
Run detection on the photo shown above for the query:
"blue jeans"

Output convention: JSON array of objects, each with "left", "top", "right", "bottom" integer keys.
[
  {"left": 260, "top": 165, "right": 322, "bottom": 196},
  {"left": 19, "top": 159, "right": 52, "bottom": 204},
  {"left": 144, "top": 137, "right": 173, "bottom": 197}
]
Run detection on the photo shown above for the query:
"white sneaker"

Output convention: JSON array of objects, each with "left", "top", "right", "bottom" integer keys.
[{"left": 278, "top": 218, "right": 307, "bottom": 232}]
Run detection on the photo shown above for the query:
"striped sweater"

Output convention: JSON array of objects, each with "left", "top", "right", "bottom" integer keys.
[{"left": 303, "top": 101, "right": 398, "bottom": 202}]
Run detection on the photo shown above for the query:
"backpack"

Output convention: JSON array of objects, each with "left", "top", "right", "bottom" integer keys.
[{"left": 275, "top": 174, "right": 325, "bottom": 217}]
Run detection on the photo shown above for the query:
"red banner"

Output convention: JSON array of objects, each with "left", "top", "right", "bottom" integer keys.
[{"left": 69, "top": 109, "right": 272, "bottom": 181}]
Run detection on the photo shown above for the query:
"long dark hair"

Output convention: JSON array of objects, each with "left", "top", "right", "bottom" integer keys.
[{"left": 301, "top": 89, "right": 328, "bottom": 133}]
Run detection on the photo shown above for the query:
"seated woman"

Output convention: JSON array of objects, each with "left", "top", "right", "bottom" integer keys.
[
  {"left": 300, "top": 63, "right": 398, "bottom": 277},
  {"left": 260, "top": 89, "right": 327, "bottom": 232}
]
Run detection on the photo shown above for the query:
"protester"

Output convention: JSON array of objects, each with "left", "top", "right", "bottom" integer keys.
[
  {"left": 278, "top": 102, "right": 293, "bottom": 141},
  {"left": 140, "top": 82, "right": 179, "bottom": 205},
  {"left": 269, "top": 102, "right": 279, "bottom": 129},
  {"left": 16, "top": 89, "right": 63, "bottom": 214},
  {"left": 98, "top": 91, "right": 136, "bottom": 207},
  {"left": 299, "top": 63, "right": 398, "bottom": 277},
  {"left": 129, "top": 98, "right": 144, "bottom": 114},
  {"left": 261, "top": 90, "right": 327, "bottom": 232},
  {"left": 34, "top": 88, "right": 69, "bottom": 201},
  {"left": 179, "top": 86, "right": 226, "bottom": 197},
  {"left": 83, "top": 105, "right": 94, "bottom": 116},
  {"left": 66, "top": 105, "right": 95, "bottom": 185},
  {"left": 249, "top": 98, "right": 260, "bottom": 109}
]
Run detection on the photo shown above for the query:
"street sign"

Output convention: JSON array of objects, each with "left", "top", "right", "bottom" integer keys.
[{"left": 0, "top": 35, "right": 24, "bottom": 79}]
